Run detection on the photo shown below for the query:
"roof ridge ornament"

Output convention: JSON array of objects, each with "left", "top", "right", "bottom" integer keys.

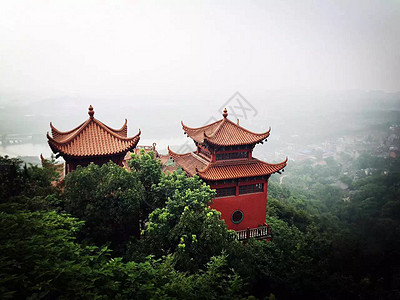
[
  {"left": 222, "top": 108, "right": 228, "bottom": 118},
  {"left": 88, "top": 105, "right": 94, "bottom": 118}
]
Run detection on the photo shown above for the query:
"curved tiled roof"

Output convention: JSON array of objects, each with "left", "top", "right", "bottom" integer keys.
[
  {"left": 197, "top": 158, "right": 287, "bottom": 181},
  {"left": 168, "top": 147, "right": 209, "bottom": 176},
  {"left": 181, "top": 109, "right": 270, "bottom": 147},
  {"left": 168, "top": 147, "right": 287, "bottom": 181},
  {"left": 47, "top": 106, "right": 140, "bottom": 157}
]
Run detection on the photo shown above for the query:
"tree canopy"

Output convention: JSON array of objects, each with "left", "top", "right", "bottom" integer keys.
[{"left": 1, "top": 153, "right": 400, "bottom": 299}]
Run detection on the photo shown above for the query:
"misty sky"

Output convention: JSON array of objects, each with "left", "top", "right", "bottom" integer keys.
[{"left": 0, "top": 0, "right": 399, "bottom": 101}]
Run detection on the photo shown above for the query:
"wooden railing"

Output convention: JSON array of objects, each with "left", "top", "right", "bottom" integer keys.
[{"left": 236, "top": 225, "right": 271, "bottom": 241}]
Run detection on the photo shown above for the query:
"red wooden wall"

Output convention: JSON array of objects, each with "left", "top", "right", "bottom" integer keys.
[{"left": 209, "top": 179, "right": 269, "bottom": 231}]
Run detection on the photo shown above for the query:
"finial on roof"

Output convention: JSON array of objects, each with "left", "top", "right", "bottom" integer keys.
[
  {"left": 237, "top": 118, "right": 239, "bottom": 125},
  {"left": 88, "top": 105, "right": 94, "bottom": 118},
  {"left": 223, "top": 108, "right": 228, "bottom": 118}
]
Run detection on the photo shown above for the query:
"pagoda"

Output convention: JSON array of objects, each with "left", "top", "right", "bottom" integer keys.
[
  {"left": 47, "top": 105, "right": 140, "bottom": 174},
  {"left": 169, "top": 108, "right": 287, "bottom": 240}
]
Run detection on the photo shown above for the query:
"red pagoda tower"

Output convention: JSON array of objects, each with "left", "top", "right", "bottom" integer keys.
[
  {"left": 47, "top": 105, "right": 140, "bottom": 174},
  {"left": 169, "top": 108, "right": 287, "bottom": 240}
]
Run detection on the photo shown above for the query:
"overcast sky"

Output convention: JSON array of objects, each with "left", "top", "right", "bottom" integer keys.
[{"left": 0, "top": 0, "right": 399, "bottom": 101}]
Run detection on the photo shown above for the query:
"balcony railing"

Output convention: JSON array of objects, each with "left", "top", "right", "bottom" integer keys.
[{"left": 236, "top": 224, "right": 271, "bottom": 241}]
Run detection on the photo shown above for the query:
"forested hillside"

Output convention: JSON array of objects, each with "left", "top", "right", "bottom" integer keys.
[{"left": 1, "top": 152, "right": 399, "bottom": 299}]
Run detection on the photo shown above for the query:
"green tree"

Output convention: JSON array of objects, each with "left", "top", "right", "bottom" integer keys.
[
  {"left": 64, "top": 162, "right": 144, "bottom": 250},
  {"left": 0, "top": 156, "right": 25, "bottom": 201},
  {"left": 0, "top": 210, "right": 111, "bottom": 299},
  {"left": 137, "top": 170, "right": 238, "bottom": 273},
  {"left": 96, "top": 254, "right": 244, "bottom": 299},
  {"left": 0, "top": 209, "right": 245, "bottom": 299},
  {"left": 128, "top": 150, "right": 163, "bottom": 230},
  {"left": 0, "top": 155, "right": 60, "bottom": 211}
]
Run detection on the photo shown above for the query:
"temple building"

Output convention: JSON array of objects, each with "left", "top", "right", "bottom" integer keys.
[
  {"left": 47, "top": 105, "right": 140, "bottom": 174},
  {"left": 169, "top": 108, "right": 287, "bottom": 240}
]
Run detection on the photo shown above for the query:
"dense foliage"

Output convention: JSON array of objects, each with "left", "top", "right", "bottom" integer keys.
[
  {"left": 267, "top": 154, "right": 400, "bottom": 299},
  {"left": 0, "top": 210, "right": 242, "bottom": 299},
  {"left": 134, "top": 171, "right": 239, "bottom": 272},
  {"left": 0, "top": 153, "right": 399, "bottom": 299},
  {"left": 128, "top": 150, "right": 163, "bottom": 230},
  {"left": 0, "top": 155, "right": 245, "bottom": 299},
  {"left": 64, "top": 162, "right": 144, "bottom": 251}
]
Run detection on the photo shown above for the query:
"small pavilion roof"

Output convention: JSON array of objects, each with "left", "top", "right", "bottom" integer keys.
[
  {"left": 47, "top": 105, "right": 140, "bottom": 157},
  {"left": 168, "top": 147, "right": 287, "bottom": 181},
  {"left": 181, "top": 108, "right": 270, "bottom": 147}
]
